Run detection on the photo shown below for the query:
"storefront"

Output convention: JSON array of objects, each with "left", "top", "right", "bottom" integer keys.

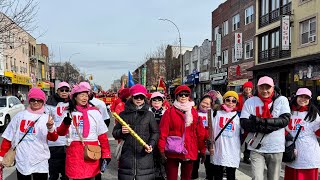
[
  {"left": 0, "top": 75, "right": 12, "bottom": 96},
  {"left": 210, "top": 68, "right": 228, "bottom": 93},
  {"left": 168, "top": 77, "right": 181, "bottom": 100},
  {"left": 5, "top": 71, "right": 31, "bottom": 97},
  {"left": 227, "top": 61, "right": 254, "bottom": 93},
  {"left": 184, "top": 72, "right": 200, "bottom": 102},
  {"left": 199, "top": 71, "right": 211, "bottom": 96}
]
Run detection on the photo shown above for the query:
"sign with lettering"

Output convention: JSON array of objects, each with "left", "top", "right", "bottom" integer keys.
[
  {"left": 235, "top": 33, "right": 243, "bottom": 59},
  {"left": 282, "top": 15, "right": 290, "bottom": 50}
]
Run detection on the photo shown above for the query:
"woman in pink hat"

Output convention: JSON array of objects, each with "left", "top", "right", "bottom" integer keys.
[
  {"left": 284, "top": 88, "right": 320, "bottom": 180},
  {"left": 0, "top": 88, "right": 58, "bottom": 179},
  {"left": 112, "top": 84, "right": 159, "bottom": 180},
  {"left": 56, "top": 84, "right": 111, "bottom": 179}
]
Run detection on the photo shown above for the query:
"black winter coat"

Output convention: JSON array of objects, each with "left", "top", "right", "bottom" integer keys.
[{"left": 112, "top": 101, "right": 159, "bottom": 180}]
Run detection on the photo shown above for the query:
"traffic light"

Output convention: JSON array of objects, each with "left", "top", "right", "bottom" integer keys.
[{"left": 89, "top": 75, "right": 93, "bottom": 80}]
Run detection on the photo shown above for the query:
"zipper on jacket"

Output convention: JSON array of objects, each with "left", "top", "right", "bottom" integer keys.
[{"left": 134, "top": 111, "right": 137, "bottom": 178}]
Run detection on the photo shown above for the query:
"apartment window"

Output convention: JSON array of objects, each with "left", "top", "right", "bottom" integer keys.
[
  {"left": 300, "top": 17, "right": 316, "bottom": 45},
  {"left": 245, "top": 6, "right": 254, "bottom": 25},
  {"left": 271, "top": 0, "right": 280, "bottom": 11},
  {"left": 245, "top": 41, "right": 254, "bottom": 59},
  {"left": 261, "top": 0, "right": 269, "bottom": 16},
  {"left": 185, "top": 64, "right": 189, "bottom": 75},
  {"left": 214, "top": 26, "right": 219, "bottom": 40},
  {"left": 222, "top": 50, "right": 228, "bottom": 65},
  {"left": 284, "top": 0, "right": 292, "bottom": 4},
  {"left": 271, "top": 31, "right": 280, "bottom": 48},
  {"left": 232, "top": 14, "right": 240, "bottom": 31},
  {"left": 231, "top": 47, "right": 237, "bottom": 62},
  {"left": 261, "top": 34, "right": 269, "bottom": 51},
  {"left": 222, "top": 20, "right": 228, "bottom": 36},
  {"left": 212, "top": 54, "right": 217, "bottom": 67}
]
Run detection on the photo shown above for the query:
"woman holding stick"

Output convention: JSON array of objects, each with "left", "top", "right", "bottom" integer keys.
[{"left": 112, "top": 84, "right": 159, "bottom": 180}]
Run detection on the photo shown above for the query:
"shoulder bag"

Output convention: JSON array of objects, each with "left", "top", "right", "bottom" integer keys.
[
  {"left": 282, "top": 126, "right": 302, "bottom": 163},
  {"left": 74, "top": 123, "right": 101, "bottom": 161},
  {"left": 2, "top": 115, "right": 42, "bottom": 167}
]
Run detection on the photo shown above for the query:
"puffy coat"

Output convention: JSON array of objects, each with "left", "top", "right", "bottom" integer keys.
[
  {"left": 112, "top": 100, "right": 159, "bottom": 180},
  {"left": 158, "top": 106, "right": 206, "bottom": 160}
]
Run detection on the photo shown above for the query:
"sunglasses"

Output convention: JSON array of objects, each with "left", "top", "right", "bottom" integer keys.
[
  {"left": 30, "top": 98, "right": 44, "bottom": 103},
  {"left": 225, "top": 98, "right": 237, "bottom": 104},
  {"left": 178, "top": 93, "right": 190, "bottom": 97},
  {"left": 133, "top": 95, "right": 145, "bottom": 100},
  {"left": 152, "top": 98, "right": 163, "bottom": 102},
  {"left": 59, "top": 88, "right": 70, "bottom": 92}
]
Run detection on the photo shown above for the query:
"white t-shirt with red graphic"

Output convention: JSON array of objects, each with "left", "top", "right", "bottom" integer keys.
[
  {"left": 211, "top": 110, "right": 241, "bottom": 168},
  {"left": 2, "top": 110, "right": 51, "bottom": 175},
  {"left": 285, "top": 111, "right": 320, "bottom": 169},
  {"left": 240, "top": 96, "right": 291, "bottom": 153},
  {"left": 66, "top": 109, "right": 108, "bottom": 145},
  {"left": 45, "top": 102, "right": 69, "bottom": 146}
]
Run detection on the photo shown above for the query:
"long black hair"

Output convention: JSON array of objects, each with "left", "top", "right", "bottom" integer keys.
[{"left": 290, "top": 95, "right": 320, "bottom": 122}]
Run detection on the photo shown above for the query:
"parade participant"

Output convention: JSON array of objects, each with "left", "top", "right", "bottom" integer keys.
[
  {"left": 149, "top": 91, "right": 167, "bottom": 180},
  {"left": 191, "top": 94, "right": 215, "bottom": 180},
  {"left": 45, "top": 82, "right": 70, "bottom": 180},
  {"left": 115, "top": 88, "right": 130, "bottom": 115},
  {"left": 210, "top": 91, "right": 240, "bottom": 180},
  {"left": 110, "top": 89, "right": 123, "bottom": 112},
  {"left": 240, "top": 76, "right": 291, "bottom": 180},
  {"left": 158, "top": 85, "right": 206, "bottom": 180},
  {"left": 57, "top": 84, "right": 111, "bottom": 180},
  {"left": 79, "top": 82, "right": 111, "bottom": 127},
  {"left": 237, "top": 81, "right": 254, "bottom": 164},
  {"left": 284, "top": 88, "right": 320, "bottom": 180},
  {"left": 0, "top": 88, "right": 58, "bottom": 180},
  {"left": 112, "top": 84, "right": 159, "bottom": 180}
]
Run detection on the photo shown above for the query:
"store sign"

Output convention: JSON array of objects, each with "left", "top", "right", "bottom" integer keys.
[
  {"left": 0, "top": 76, "right": 11, "bottom": 84},
  {"left": 216, "top": 33, "right": 221, "bottom": 57},
  {"left": 235, "top": 33, "right": 243, "bottom": 59},
  {"left": 51, "top": 67, "right": 55, "bottom": 79},
  {"left": 228, "top": 79, "right": 248, "bottom": 86},
  {"left": 282, "top": 15, "right": 290, "bottom": 50},
  {"left": 12, "top": 74, "right": 31, "bottom": 86},
  {"left": 210, "top": 72, "right": 227, "bottom": 78},
  {"left": 199, "top": 72, "right": 209, "bottom": 82}
]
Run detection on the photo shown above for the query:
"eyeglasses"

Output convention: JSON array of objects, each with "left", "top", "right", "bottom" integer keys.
[
  {"left": 225, "top": 98, "right": 237, "bottom": 104},
  {"left": 178, "top": 93, "right": 190, "bottom": 97},
  {"left": 133, "top": 95, "right": 145, "bottom": 100},
  {"left": 30, "top": 98, "right": 44, "bottom": 103},
  {"left": 152, "top": 98, "right": 163, "bottom": 102},
  {"left": 59, "top": 88, "right": 70, "bottom": 92}
]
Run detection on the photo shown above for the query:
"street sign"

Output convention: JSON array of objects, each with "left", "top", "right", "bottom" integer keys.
[
  {"left": 216, "top": 33, "right": 221, "bottom": 57},
  {"left": 235, "top": 33, "right": 242, "bottom": 59},
  {"left": 282, "top": 15, "right": 290, "bottom": 50}
]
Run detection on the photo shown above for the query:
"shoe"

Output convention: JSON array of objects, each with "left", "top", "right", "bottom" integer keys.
[{"left": 243, "top": 158, "right": 251, "bottom": 164}]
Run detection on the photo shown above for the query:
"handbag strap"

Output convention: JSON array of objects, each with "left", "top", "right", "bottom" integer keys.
[
  {"left": 214, "top": 112, "right": 237, "bottom": 142},
  {"left": 293, "top": 126, "right": 302, "bottom": 143},
  {"left": 13, "top": 115, "right": 42, "bottom": 150},
  {"left": 74, "top": 119, "right": 85, "bottom": 146}
]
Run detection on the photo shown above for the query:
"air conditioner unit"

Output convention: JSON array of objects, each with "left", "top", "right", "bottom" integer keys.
[{"left": 309, "top": 35, "right": 316, "bottom": 42}]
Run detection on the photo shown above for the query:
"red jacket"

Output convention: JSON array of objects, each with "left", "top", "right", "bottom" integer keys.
[
  {"left": 110, "top": 98, "right": 121, "bottom": 112},
  {"left": 237, "top": 93, "right": 253, "bottom": 111},
  {"left": 115, "top": 101, "right": 125, "bottom": 115},
  {"left": 158, "top": 106, "right": 206, "bottom": 160}
]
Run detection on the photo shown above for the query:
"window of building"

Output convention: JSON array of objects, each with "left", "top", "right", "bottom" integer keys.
[
  {"left": 300, "top": 17, "right": 316, "bottom": 45},
  {"left": 212, "top": 54, "right": 217, "bottom": 67},
  {"left": 283, "top": 0, "right": 292, "bottom": 4},
  {"left": 193, "top": 61, "right": 198, "bottom": 70},
  {"left": 245, "top": 6, "right": 254, "bottom": 25},
  {"left": 245, "top": 41, "right": 254, "bottom": 59},
  {"left": 222, "top": 20, "right": 228, "bottom": 36},
  {"left": 261, "top": 34, "right": 269, "bottom": 51},
  {"left": 231, "top": 47, "right": 237, "bottom": 62},
  {"left": 261, "top": 0, "right": 269, "bottom": 16},
  {"left": 271, "top": 30, "right": 280, "bottom": 48},
  {"left": 214, "top": 26, "right": 219, "bottom": 40},
  {"left": 185, "top": 64, "right": 189, "bottom": 75},
  {"left": 222, "top": 50, "right": 228, "bottom": 65},
  {"left": 232, "top": 14, "right": 240, "bottom": 31},
  {"left": 271, "top": 0, "right": 280, "bottom": 11}
]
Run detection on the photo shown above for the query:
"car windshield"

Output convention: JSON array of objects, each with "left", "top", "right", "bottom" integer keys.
[{"left": 0, "top": 98, "right": 6, "bottom": 107}]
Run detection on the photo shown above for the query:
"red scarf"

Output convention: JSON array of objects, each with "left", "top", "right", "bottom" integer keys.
[
  {"left": 257, "top": 91, "right": 274, "bottom": 118},
  {"left": 75, "top": 105, "right": 97, "bottom": 138},
  {"left": 292, "top": 105, "right": 309, "bottom": 112}
]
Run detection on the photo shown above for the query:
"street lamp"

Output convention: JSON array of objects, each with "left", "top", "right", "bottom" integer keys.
[
  {"left": 68, "top": 52, "right": 80, "bottom": 63},
  {"left": 158, "top": 18, "right": 183, "bottom": 84}
]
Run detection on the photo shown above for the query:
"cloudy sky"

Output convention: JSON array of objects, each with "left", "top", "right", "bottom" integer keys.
[{"left": 36, "top": 0, "right": 226, "bottom": 90}]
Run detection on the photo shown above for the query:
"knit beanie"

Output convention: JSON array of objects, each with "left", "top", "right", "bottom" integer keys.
[
  {"left": 223, "top": 91, "right": 239, "bottom": 101},
  {"left": 243, "top": 81, "right": 253, "bottom": 89},
  {"left": 28, "top": 88, "right": 46, "bottom": 102}
]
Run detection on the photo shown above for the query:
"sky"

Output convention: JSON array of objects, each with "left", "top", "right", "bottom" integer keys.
[{"left": 36, "top": 0, "right": 226, "bottom": 90}]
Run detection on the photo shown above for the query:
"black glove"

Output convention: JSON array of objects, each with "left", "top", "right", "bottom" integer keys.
[
  {"left": 63, "top": 113, "right": 72, "bottom": 125},
  {"left": 206, "top": 140, "right": 212, "bottom": 151},
  {"left": 200, "top": 153, "right": 206, "bottom": 164},
  {"left": 255, "top": 116, "right": 266, "bottom": 125},
  {"left": 160, "top": 152, "right": 167, "bottom": 164},
  {"left": 100, "top": 158, "right": 111, "bottom": 173}
]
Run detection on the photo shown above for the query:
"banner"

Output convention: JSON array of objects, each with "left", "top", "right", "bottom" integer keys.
[
  {"left": 235, "top": 33, "right": 243, "bottom": 59},
  {"left": 216, "top": 33, "right": 221, "bottom": 57},
  {"left": 282, "top": 15, "right": 290, "bottom": 50}
]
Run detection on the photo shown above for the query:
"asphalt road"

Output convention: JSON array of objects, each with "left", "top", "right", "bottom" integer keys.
[{"left": 1, "top": 115, "right": 319, "bottom": 180}]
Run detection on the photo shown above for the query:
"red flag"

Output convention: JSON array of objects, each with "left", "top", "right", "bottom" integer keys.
[{"left": 158, "top": 77, "right": 166, "bottom": 92}]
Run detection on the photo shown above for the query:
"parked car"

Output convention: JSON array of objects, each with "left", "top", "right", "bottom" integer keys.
[{"left": 0, "top": 96, "right": 25, "bottom": 132}]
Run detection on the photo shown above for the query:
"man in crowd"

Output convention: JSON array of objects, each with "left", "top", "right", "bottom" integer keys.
[{"left": 240, "top": 76, "right": 291, "bottom": 180}]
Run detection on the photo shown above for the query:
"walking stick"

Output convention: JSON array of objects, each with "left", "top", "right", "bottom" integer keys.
[
  {"left": 207, "top": 109, "right": 214, "bottom": 151},
  {"left": 112, "top": 112, "right": 149, "bottom": 150}
]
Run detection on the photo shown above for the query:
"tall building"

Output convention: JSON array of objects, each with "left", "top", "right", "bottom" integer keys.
[
  {"left": 248, "top": 0, "right": 320, "bottom": 99},
  {"left": 35, "top": 43, "right": 51, "bottom": 92},
  {"left": 211, "top": 0, "right": 256, "bottom": 93}
]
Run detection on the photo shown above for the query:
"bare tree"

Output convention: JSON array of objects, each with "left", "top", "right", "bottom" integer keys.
[{"left": 51, "top": 62, "right": 80, "bottom": 85}]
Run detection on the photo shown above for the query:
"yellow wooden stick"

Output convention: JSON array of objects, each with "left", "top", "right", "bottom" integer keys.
[{"left": 112, "top": 112, "right": 148, "bottom": 149}]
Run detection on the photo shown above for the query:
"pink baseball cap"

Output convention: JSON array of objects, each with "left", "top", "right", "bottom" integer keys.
[
  {"left": 296, "top": 88, "right": 312, "bottom": 98},
  {"left": 257, "top": 76, "right": 274, "bottom": 87},
  {"left": 151, "top": 92, "right": 164, "bottom": 99},
  {"left": 57, "top": 82, "right": 70, "bottom": 89},
  {"left": 79, "top": 82, "right": 91, "bottom": 90},
  {"left": 129, "top": 84, "right": 147, "bottom": 97},
  {"left": 70, "top": 84, "right": 89, "bottom": 99}
]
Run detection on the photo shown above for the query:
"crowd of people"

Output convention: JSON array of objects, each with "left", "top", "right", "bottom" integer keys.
[{"left": 0, "top": 75, "right": 319, "bottom": 180}]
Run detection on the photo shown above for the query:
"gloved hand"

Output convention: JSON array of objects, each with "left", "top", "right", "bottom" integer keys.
[
  {"left": 255, "top": 116, "right": 265, "bottom": 125},
  {"left": 200, "top": 153, "right": 206, "bottom": 164},
  {"left": 100, "top": 158, "right": 111, "bottom": 173},
  {"left": 63, "top": 113, "right": 72, "bottom": 125},
  {"left": 160, "top": 152, "right": 167, "bottom": 164}
]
